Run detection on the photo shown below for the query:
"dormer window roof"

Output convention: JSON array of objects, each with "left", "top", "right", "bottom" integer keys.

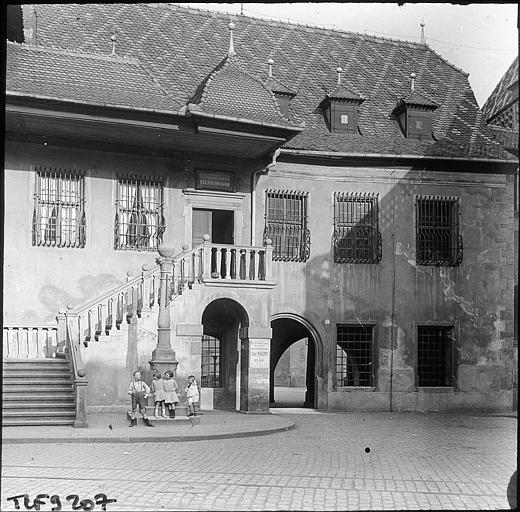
[
  {"left": 394, "top": 89, "right": 438, "bottom": 141},
  {"left": 321, "top": 83, "right": 365, "bottom": 134},
  {"left": 264, "top": 76, "right": 296, "bottom": 117}
]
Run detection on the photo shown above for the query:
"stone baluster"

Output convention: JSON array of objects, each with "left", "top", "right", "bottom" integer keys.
[
  {"left": 216, "top": 247, "right": 223, "bottom": 278},
  {"left": 225, "top": 248, "right": 232, "bottom": 279},
  {"left": 202, "top": 234, "right": 211, "bottom": 279},
  {"left": 240, "top": 249, "right": 248, "bottom": 280},
  {"left": 141, "top": 264, "right": 154, "bottom": 312},
  {"left": 265, "top": 239, "right": 273, "bottom": 280},
  {"left": 97, "top": 304, "right": 105, "bottom": 338},
  {"left": 253, "top": 250, "right": 260, "bottom": 281}
]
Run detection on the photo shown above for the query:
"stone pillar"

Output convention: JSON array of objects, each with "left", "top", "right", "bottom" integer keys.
[
  {"left": 239, "top": 326, "right": 272, "bottom": 413},
  {"left": 149, "top": 243, "right": 178, "bottom": 377}
]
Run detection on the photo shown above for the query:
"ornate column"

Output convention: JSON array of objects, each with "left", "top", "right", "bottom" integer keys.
[{"left": 149, "top": 243, "right": 179, "bottom": 377}]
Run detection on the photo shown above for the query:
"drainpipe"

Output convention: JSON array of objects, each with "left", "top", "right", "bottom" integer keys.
[
  {"left": 251, "top": 148, "right": 280, "bottom": 246},
  {"left": 389, "top": 153, "right": 397, "bottom": 413}
]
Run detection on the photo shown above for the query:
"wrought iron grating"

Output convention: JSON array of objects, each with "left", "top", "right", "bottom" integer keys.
[
  {"left": 32, "top": 167, "right": 86, "bottom": 248},
  {"left": 336, "top": 324, "right": 374, "bottom": 386},
  {"left": 417, "top": 325, "right": 455, "bottom": 387},
  {"left": 201, "top": 334, "right": 221, "bottom": 388}
]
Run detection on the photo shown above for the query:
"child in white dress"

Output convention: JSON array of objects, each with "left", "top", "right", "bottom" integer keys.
[
  {"left": 185, "top": 375, "right": 200, "bottom": 417},
  {"left": 151, "top": 372, "right": 167, "bottom": 418},
  {"left": 163, "top": 371, "right": 179, "bottom": 418}
]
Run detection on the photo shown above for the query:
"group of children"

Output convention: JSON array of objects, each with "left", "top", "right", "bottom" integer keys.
[{"left": 128, "top": 370, "right": 200, "bottom": 427}]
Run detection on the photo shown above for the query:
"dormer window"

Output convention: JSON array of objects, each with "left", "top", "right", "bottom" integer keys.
[
  {"left": 321, "top": 85, "right": 364, "bottom": 134},
  {"left": 394, "top": 73, "right": 438, "bottom": 140}
]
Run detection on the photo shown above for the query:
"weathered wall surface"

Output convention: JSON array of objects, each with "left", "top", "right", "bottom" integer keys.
[
  {"left": 3, "top": 141, "right": 516, "bottom": 412},
  {"left": 4, "top": 141, "right": 252, "bottom": 323},
  {"left": 258, "top": 161, "right": 515, "bottom": 411}
]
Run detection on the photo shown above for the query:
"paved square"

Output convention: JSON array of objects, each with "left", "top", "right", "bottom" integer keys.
[{"left": 1, "top": 412, "right": 516, "bottom": 510}]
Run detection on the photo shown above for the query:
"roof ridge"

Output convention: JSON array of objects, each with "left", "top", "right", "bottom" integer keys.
[
  {"left": 162, "top": 3, "right": 431, "bottom": 49},
  {"left": 7, "top": 40, "right": 140, "bottom": 65}
]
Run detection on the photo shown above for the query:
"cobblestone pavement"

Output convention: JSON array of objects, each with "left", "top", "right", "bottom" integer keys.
[{"left": 2, "top": 412, "right": 517, "bottom": 511}]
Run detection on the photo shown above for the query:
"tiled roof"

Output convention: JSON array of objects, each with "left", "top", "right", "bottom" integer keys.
[
  {"left": 264, "top": 77, "right": 296, "bottom": 96},
  {"left": 482, "top": 57, "right": 518, "bottom": 123},
  {"left": 489, "top": 126, "right": 519, "bottom": 156},
  {"left": 14, "top": 3, "right": 517, "bottom": 161},
  {"left": 6, "top": 41, "right": 177, "bottom": 111},
  {"left": 396, "top": 91, "right": 438, "bottom": 109},
  {"left": 190, "top": 55, "right": 293, "bottom": 124},
  {"left": 327, "top": 84, "right": 364, "bottom": 101}
]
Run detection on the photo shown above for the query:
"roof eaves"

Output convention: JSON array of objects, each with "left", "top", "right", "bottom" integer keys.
[
  {"left": 187, "top": 107, "right": 305, "bottom": 132},
  {"left": 279, "top": 148, "right": 517, "bottom": 163},
  {"left": 6, "top": 91, "right": 182, "bottom": 116}
]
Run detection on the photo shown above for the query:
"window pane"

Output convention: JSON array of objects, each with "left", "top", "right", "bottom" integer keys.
[
  {"left": 115, "top": 177, "right": 164, "bottom": 251},
  {"left": 201, "top": 335, "right": 221, "bottom": 388},
  {"left": 33, "top": 169, "right": 85, "bottom": 248},
  {"left": 417, "top": 326, "right": 454, "bottom": 386},
  {"left": 336, "top": 325, "right": 374, "bottom": 386}
]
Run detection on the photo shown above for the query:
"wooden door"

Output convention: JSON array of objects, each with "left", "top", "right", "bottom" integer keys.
[{"left": 192, "top": 209, "right": 212, "bottom": 247}]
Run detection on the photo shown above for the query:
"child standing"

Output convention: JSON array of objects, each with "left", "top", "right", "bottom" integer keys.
[
  {"left": 163, "top": 371, "right": 179, "bottom": 418},
  {"left": 185, "top": 375, "right": 200, "bottom": 417},
  {"left": 151, "top": 372, "right": 167, "bottom": 418},
  {"left": 128, "top": 370, "right": 154, "bottom": 427}
]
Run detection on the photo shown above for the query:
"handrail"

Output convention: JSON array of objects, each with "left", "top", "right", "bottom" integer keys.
[
  {"left": 65, "top": 311, "right": 88, "bottom": 427},
  {"left": 70, "top": 264, "right": 160, "bottom": 316}
]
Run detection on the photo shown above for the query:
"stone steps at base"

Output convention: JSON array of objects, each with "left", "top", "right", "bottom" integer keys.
[
  {"left": 2, "top": 417, "right": 75, "bottom": 426},
  {"left": 3, "top": 402, "right": 75, "bottom": 410}
]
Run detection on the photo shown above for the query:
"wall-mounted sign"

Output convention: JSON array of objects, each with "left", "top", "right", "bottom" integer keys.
[{"left": 196, "top": 171, "right": 234, "bottom": 192}]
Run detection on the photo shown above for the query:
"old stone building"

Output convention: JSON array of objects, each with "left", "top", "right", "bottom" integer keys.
[{"left": 3, "top": 4, "right": 518, "bottom": 426}]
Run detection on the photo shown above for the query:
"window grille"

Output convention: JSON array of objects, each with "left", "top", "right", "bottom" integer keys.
[
  {"left": 333, "top": 192, "right": 382, "bottom": 263},
  {"left": 416, "top": 196, "right": 463, "bottom": 266},
  {"left": 32, "top": 167, "right": 86, "bottom": 248},
  {"left": 263, "top": 190, "right": 310, "bottom": 262},
  {"left": 336, "top": 324, "right": 374, "bottom": 387},
  {"left": 201, "top": 335, "right": 221, "bottom": 388},
  {"left": 114, "top": 176, "right": 165, "bottom": 251},
  {"left": 417, "top": 325, "right": 455, "bottom": 387}
]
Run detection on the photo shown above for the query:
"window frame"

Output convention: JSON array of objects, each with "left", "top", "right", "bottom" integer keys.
[
  {"left": 32, "top": 167, "right": 86, "bottom": 249},
  {"left": 333, "top": 192, "right": 382, "bottom": 264},
  {"left": 201, "top": 333, "right": 222, "bottom": 388},
  {"left": 335, "top": 323, "right": 376, "bottom": 389},
  {"left": 416, "top": 324, "right": 457, "bottom": 389},
  {"left": 114, "top": 175, "right": 165, "bottom": 252},
  {"left": 415, "top": 195, "right": 463, "bottom": 267},
  {"left": 263, "top": 189, "right": 310, "bottom": 262}
]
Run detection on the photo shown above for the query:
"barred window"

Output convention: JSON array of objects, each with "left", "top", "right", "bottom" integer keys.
[
  {"left": 201, "top": 335, "right": 221, "bottom": 388},
  {"left": 333, "top": 192, "right": 382, "bottom": 263},
  {"left": 417, "top": 326, "right": 455, "bottom": 387},
  {"left": 32, "top": 167, "right": 86, "bottom": 248},
  {"left": 416, "top": 196, "right": 462, "bottom": 266},
  {"left": 263, "top": 190, "right": 310, "bottom": 262},
  {"left": 336, "top": 325, "right": 374, "bottom": 387},
  {"left": 114, "top": 177, "right": 165, "bottom": 251}
]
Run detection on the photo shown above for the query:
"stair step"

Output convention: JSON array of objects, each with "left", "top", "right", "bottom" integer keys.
[
  {"left": 3, "top": 385, "right": 73, "bottom": 393},
  {"left": 2, "top": 381, "right": 73, "bottom": 390},
  {"left": 2, "top": 393, "right": 74, "bottom": 401},
  {"left": 4, "top": 371, "right": 71, "bottom": 381},
  {"left": 2, "top": 417, "right": 75, "bottom": 426},
  {"left": 3, "top": 358, "right": 69, "bottom": 364},
  {"left": 3, "top": 365, "right": 70, "bottom": 373},
  {"left": 3, "top": 402, "right": 74, "bottom": 410},
  {"left": 3, "top": 410, "right": 76, "bottom": 418}
]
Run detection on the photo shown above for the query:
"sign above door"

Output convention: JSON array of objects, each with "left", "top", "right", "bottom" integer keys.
[{"left": 196, "top": 171, "right": 234, "bottom": 192}]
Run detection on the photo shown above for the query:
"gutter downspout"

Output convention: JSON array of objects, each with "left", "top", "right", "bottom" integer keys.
[{"left": 251, "top": 148, "right": 280, "bottom": 246}]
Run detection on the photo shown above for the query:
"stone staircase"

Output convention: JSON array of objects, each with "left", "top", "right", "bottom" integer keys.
[{"left": 2, "top": 359, "right": 76, "bottom": 426}]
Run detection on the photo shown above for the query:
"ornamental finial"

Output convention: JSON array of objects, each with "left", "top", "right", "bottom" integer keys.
[
  {"left": 410, "top": 72, "right": 416, "bottom": 92},
  {"left": 228, "top": 20, "right": 236, "bottom": 57},
  {"left": 336, "top": 66, "right": 343, "bottom": 85},
  {"left": 268, "top": 57, "right": 275, "bottom": 78}
]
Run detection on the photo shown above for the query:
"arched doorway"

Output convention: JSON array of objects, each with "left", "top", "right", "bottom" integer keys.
[
  {"left": 201, "top": 298, "right": 248, "bottom": 411},
  {"left": 270, "top": 315, "right": 320, "bottom": 409}
]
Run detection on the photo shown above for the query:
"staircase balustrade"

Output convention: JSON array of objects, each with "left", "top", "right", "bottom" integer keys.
[
  {"left": 3, "top": 325, "right": 60, "bottom": 359},
  {"left": 62, "top": 309, "right": 88, "bottom": 427}
]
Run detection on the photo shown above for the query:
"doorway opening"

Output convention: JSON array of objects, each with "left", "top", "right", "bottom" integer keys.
[
  {"left": 270, "top": 317, "right": 317, "bottom": 409},
  {"left": 201, "top": 298, "right": 248, "bottom": 411},
  {"left": 192, "top": 208, "right": 234, "bottom": 246}
]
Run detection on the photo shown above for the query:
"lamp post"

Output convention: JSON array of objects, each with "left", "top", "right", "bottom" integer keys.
[{"left": 149, "top": 242, "right": 178, "bottom": 377}]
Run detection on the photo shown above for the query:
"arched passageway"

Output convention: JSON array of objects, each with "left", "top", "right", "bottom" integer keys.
[
  {"left": 201, "top": 298, "right": 248, "bottom": 411},
  {"left": 270, "top": 316, "right": 318, "bottom": 408}
]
